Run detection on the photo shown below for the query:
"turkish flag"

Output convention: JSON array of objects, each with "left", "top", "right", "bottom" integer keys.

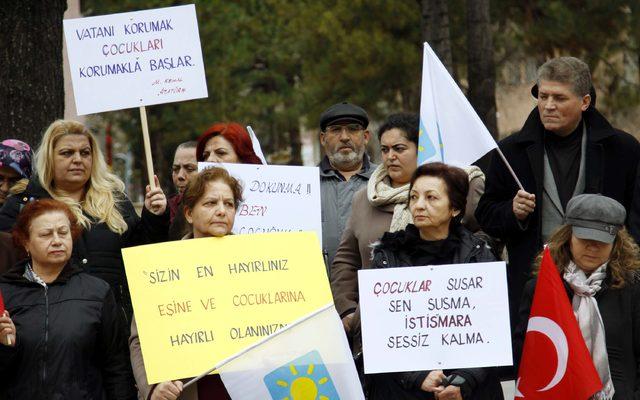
[
  {"left": 515, "top": 247, "right": 602, "bottom": 399},
  {"left": 0, "top": 289, "right": 4, "bottom": 316}
]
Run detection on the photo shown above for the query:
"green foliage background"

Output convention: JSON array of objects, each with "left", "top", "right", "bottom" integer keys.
[{"left": 81, "top": 0, "right": 640, "bottom": 192}]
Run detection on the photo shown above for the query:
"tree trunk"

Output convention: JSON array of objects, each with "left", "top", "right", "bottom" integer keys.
[
  {"left": 419, "top": 0, "right": 453, "bottom": 73},
  {"left": 0, "top": 1, "right": 67, "bottom": 147},
  {"left": 466, "top": 0, "right": 498, "bottom": 139},
  {"left": 287, "top": 123, "right": 302, "bottom": 165}
]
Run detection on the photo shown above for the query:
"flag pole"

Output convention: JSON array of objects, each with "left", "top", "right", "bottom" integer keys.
[
  {"left": 494, "top": 147, "right": 524, "bottom": 191},
  {"left": 182, "top": 303, "right": 335, "bottom": 389},
  {"left": 139, "top": 106, "right": 156, "bottom": 190}
]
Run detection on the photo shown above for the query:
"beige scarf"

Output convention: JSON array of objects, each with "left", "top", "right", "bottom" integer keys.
[
  {"left": 564, "top": 261, "right": 614, "bottom": 400},
  {"left": 367, "top": 164, "right": 412, "bottom": 232}
]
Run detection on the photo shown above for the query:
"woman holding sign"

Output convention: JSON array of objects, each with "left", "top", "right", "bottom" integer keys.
[
  {"left": 515, "top": 194, "right": 640, "bottom": 399},
  {"left": 363, "top": 162, "right": 503, "bottom": 400},
  {"left": 130, "top": 167, "right": 238, "bottom": 400},
  {"left": 0, "top": 199, "right": 136, "bottom": 399},
  {"left": 331, "top": 114, "right": 487, "bottom": 353},
  {"left": 0, "top": 120, "right": 169, "bottom": 325}
]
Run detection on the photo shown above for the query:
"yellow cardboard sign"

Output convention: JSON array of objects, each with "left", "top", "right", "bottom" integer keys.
[{"left": 122, "top": 232, "right": 333, "bottom": 384}]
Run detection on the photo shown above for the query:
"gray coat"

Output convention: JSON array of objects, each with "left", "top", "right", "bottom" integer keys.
[{"left": 320, "top": 155, "right": 376, "bottom": 272}]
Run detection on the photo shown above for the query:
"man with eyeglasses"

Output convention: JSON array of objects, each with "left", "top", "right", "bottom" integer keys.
[
  {"left": 0, "top": 139, "right": 32, "bottom": 207},
  {"left": 319, "top": 102, "right": 376, "bottom": 273},
  {"left": 168, "top": 140, "right": 198, "bottom": 227}
]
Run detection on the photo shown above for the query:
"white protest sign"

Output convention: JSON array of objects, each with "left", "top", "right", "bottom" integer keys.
[
  {"left": 199, "top": 163, "right": 322, "bottom": 242},
  {"left": 64, "top": 4, "right": 207, "bottom": 115},
  {"left": 358, "top": 262, "right": 512, "bottom": 374}
]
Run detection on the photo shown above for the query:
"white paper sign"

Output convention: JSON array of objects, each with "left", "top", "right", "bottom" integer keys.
[
  {"left": 64, "top": 4, "right": 207, "bottom": 115},
  {"left": 199, "top": 163, "right": 322, "bottom": 243},
  {"left": 358, "top": 262, "right": 512, "bottom": 374}
]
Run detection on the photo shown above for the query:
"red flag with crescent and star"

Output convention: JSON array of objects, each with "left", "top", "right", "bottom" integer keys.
[{"left": 515, "top": 247, "right": 602, "bottom": 399}]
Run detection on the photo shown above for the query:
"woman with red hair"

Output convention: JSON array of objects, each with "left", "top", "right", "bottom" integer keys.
[
  {"left": 0, "top": 199, "right": 135, "bottom": 399},
  {"left": 196, "top": 122, "right": 262, "bottom": 164}
]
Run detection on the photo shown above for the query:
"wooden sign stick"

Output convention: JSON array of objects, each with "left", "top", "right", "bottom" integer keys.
[{"left": 139, "top": 106, "right": 156, "bottom": 190}]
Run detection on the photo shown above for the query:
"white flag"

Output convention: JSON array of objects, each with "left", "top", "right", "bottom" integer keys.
[
  {"left": 218, "top": 303, "right": 364, "bottom": 400},
  {"left": 418, "top": 42, "right": 497, "bottom": 167},
  {"left": 246, "top": 125, "right": 268, "bottom": 164}
]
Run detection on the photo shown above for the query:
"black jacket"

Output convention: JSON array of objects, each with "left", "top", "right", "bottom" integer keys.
[
  {"left": 475, "top": 107, "right": 640, "bottom": 323},
  {"left": 0, "top": 261, "right": 136, "bottom": 400},
  {"left": 514, "top": 275, "right": 640, "bottom": 400},
  {"left": 0, "top": 178, "right": 169, "bottom": 325},
  {"left": 363, "top": 224, "right": 504, "bottom": 400}
]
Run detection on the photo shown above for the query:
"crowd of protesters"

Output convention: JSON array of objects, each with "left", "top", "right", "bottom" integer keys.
[{"left": 0, "top": 55, "right": 639, "bottom": 399}]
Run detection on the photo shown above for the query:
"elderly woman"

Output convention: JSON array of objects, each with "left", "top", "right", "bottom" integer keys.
[
  {"left": 0, "top": 199, "right": 136, "bottom": 399},
  {"left": 130, "top": 167, "right": 239, "bottom": 400},
  {"left": 331, "top": 113, "right": 486, "bottom": 341},
  {"left": 0, "top": 120, "right": 168, "bottom": 324},
  {"left": 169, "top": 122, "right": 261, "bottom": 240},
  {"left": 515, "top": 194, "right": 640, "bottom": 399},
  {"left": 359, "top": 162, "right": 503, "bottom": 400}
]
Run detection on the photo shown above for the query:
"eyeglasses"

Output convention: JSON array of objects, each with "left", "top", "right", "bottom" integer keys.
[{"left": 324, "top": 124, "right": 364, "bottom": 135}]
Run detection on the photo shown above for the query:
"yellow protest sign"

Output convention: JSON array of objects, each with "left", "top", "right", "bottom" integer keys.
[{"left": 122, "top": 232, "right": 333, "bottom": 384}]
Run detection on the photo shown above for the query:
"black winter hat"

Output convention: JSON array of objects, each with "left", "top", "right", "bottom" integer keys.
[{"left": 319, "top": 102, "right": 369, "bottom": 131}]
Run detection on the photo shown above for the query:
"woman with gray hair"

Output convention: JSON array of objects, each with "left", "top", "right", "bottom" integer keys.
[{"left": 515, "top": 194, "right": 640, "bottom": 399}]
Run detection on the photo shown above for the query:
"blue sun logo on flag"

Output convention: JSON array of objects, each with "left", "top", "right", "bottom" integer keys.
[
  {"left": 418, "top": 119, "right": 437, "bottom": 164},
  {"left": 263, "top": 350, "right": 340, "bottom": 400},
  {"left": 418, "top": 118, "right": 445, "bottom": 164}
]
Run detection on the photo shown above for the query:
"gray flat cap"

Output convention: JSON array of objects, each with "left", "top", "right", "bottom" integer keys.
[{"left": 565, "top": 194, "right": 626, "bottom": 244}]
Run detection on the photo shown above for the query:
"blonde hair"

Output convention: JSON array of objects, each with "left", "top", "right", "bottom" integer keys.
[
  {"left": 533, "top": 225, "right": 640, "bottom": 288},
  {"left": 34, "top": 120, "right": 128, "bottom": 234}
]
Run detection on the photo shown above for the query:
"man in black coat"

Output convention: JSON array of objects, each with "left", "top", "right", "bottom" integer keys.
[{"left": 475, "top": 56, "right": 640, "bottom": 328}]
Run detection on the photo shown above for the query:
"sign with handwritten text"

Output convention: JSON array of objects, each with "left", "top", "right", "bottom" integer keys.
[
  {"left": 63, "top": 4, "right": 207, "bottom": 115},
  {"left": 198, "top": 163, "right": 322, "bottom": 243},
  {"left": 122, "top": 232, "right": 333, "bottom": 383},
  {"left": 358, "top": 262, "right": 512, "bottom": 373}
]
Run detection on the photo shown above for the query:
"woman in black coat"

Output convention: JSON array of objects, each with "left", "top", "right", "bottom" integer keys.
[
  {"left": 0, "top": 120, "right": 168, "bottom": 325},
  {"left": 0, "top": 199, "right": 136, "bottom": 400},
  {"left": 514, "top": 194, "right": 640, "bottom": 399},
  {"left": 358, "top": 162, "right": 503, "bottom": 400}
]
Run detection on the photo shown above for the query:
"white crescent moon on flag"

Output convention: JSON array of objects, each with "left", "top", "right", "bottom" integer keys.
[{"left": 526, "top": 316, "right": 569, "bottom": 391}]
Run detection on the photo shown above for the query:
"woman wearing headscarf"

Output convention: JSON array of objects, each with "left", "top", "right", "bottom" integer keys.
[
  {"left": 0, "top": 120, "right": 169, "bottom": 325},
  {"left": 0, "top": 199, "right": 136, "bottom": 399},
  {"left": 0, "top": 139, "right": 33, "bottom": 207},
  {"left": 514, "top": 194, "right": 640, "bottom": 399},
  {"left": 130, "top": 167, "right": 240, "bottom": 400}
]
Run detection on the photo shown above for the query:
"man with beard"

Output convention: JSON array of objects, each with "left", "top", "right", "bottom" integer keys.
[{"left": 319, "top": 102, "right": 376, "bottom": 272}]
